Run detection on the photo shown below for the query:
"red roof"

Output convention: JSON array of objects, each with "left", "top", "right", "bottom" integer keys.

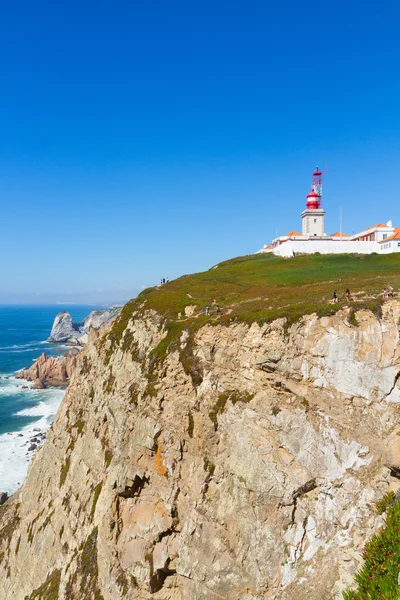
[
  {"left": 306, "top": 190, "right": 320, "bottom": 198},
  {"left": 331, "top": 231, "right": 349, "bottom": 238},
  {"left": 379, "top": 228, "right": 400, "bottom": 242},
  {"left": 357, "top": 223, "right": 389, "bottom": 235},
  {"left": 285, "top": 230, "right": 302, "bottom": 237}
]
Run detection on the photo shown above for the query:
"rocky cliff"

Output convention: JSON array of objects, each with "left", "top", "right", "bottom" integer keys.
[
  {"left": 1, "top": 297, "right": 400, "bottom": 599},
  {"left": 48, "top": 307, "right": 121, "bottom": 344},
  {"left": 16, "top": 349, "right": 80, "bottom": 388}
]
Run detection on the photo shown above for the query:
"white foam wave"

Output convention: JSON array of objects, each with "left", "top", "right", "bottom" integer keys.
[
  {"left": 0, "top": 342, "right": 42, "bottom": 350},
  {"left": 0, "top": 388, "right": 65, "bottom": 494},
  {"left": 14, "top": 395, "right": 62, "bottom": 418},
  {"left": 0, "top": 348, "right": 43, "bottom": 354},
  {"left": 0, "top": 377, "right": 39, "bottom": 396},
  {"left": 0, "top": 383, "right": 30, "bottom": 396}
]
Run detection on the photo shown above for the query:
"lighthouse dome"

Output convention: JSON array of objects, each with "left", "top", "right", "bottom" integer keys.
[{"left": 306, "top": 190, "right": 320, "bottom": 209}]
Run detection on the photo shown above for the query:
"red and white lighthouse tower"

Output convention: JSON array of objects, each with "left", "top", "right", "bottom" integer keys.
[{"left": 301, "top": 167, "right": 326, "bottom": 237}]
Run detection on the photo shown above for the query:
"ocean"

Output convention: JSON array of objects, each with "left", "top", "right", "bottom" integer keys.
[{"left": 0, "top": 305, "right": 100, "bottom": 495}]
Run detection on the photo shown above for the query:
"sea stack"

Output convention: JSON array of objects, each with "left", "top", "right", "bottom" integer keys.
[{"left": 47, "top": 311, "right": 80, "bottom": 343}]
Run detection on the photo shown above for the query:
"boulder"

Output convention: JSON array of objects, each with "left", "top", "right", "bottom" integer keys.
[{"left": 0, "top": 492, "right": 8, "bottom": 505}]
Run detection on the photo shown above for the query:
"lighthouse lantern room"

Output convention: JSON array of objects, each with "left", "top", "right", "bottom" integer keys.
[{"left": 301, "top": 167, "right": 326, "bottom": 237}]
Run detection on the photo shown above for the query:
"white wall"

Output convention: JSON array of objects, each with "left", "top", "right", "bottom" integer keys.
[
  {"left": 272, "top": 240, "right": 380, "bottom": 258},
  {"left": 379, "top": 241, "right": 400, "bottom": 254}
]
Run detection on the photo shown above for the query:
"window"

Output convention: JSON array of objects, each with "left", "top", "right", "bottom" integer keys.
[
  {"left": 383, "top": 234, "right": 387, "bottom": 240},
  {"left": 398, "top": 242, "right": 400, "bottom": 247},
  {"left": 314, "top": 219, "right": 317, "bottom": 223}
]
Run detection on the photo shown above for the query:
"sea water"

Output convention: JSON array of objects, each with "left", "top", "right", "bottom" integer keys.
[{"left": 0, "top": 305, "right": 100, "bottom": 495}]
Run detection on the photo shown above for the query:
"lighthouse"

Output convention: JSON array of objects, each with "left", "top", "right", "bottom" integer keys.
[{"left": 301, "top": 167, "right": 326, "bottom": 237}]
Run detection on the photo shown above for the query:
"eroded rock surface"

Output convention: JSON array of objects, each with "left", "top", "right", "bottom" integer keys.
[
  {"left": 16, "top": 349, "right": 80, "bottom": 388},
  {"left": 2, "top": 302, "right": 400, "bottom": 599}
]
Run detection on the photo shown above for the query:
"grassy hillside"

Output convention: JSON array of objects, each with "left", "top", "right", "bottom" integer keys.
[
  {"left": 104, "top": 252, "right": 400, "bottom": 368},
  {"left": 138, "top": 252, "right": 400, "bottom": 326}
]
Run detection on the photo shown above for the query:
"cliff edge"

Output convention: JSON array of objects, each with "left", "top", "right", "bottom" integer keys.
[{"left": 1, "top": 253, "right": 400, "bottom": 600}]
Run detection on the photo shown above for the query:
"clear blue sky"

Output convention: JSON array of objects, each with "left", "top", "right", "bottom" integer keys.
[{"left": 1, "top": 0, "right": 399, "bottom": 303}]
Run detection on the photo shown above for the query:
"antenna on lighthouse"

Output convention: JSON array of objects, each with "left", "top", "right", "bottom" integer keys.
[{"left": 312, "top": 166, "right": 323, "bottom": 207}]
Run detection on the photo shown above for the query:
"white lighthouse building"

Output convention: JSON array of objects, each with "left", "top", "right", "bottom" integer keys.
[
  {"left": 257, "top": 166, "right": 400, "bottom": 256},
  {"left": 301, "top": 167, "right": 325, "bottom": 237}
]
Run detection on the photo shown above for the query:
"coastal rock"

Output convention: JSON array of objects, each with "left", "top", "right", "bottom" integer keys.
[
  {"left": 47, "top": 307, "right": 121, "bottom": 345},
  {"left": 0, "top": 492, "right": 8, "bottom": 505},
  {"left": 47, "top": 311, "right": 79, "bottom": 343},
  {"left": 2, "top": 301, "right": 400, "bottom": 599},
  {"left": 16, "top": 351, "right": 78, "bottom": 388},
  {"left": 81, "top": 306, "right": 121, "bottom": 332}
]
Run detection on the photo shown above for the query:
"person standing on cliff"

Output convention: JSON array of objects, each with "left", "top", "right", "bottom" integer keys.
[
  {"left": 205, "top": 306, "right": 210, "bottom": 316},
  {"left": 333, "top": 290, "right": 338, "bottom": 303}
]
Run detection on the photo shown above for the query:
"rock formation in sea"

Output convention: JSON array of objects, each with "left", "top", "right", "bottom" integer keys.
[
  {"left": 1, "top": 294, "right": 400, "bottom": 598},
  {"left": 48, "top": 306, "right": 121, "bottom": 344},
  {"left": 16, "top": 348, "right": 80, "bottom": 388},
  {"left": 17, "top": 308, "right": 121, "bottom": 388},
  {"left": 47, "top": 311, "right": 80, "bottom": 344}
]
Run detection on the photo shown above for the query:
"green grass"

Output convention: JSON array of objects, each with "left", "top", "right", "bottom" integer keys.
[
  {"left": 139, "top": 253, "right": 400, "bottom": 324},
  {"left": 103, "top": 252, "right": 400, "bottom": 368},
  {"left": 376, "top": 491, "right": 395, "bottom": 515},
  {"left": 343, "top": 499, "right": 400, "bottom": 600}
]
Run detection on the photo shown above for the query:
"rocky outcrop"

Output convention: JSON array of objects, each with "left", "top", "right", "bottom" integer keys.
[
  {"left": 2, "top": 301, "right": 400, "bottom": 599},
  {"left": 81, "top": 307, "right": 121, "bottom": 332},
  {"left": 48, "top": 307, "right": 121, "bottom": 344},
  {"left": 47, "top": 312, "right": 79, "bottom": 343},
  {"left": 16, "top": 349, "right": 79, "bottom": 388}
]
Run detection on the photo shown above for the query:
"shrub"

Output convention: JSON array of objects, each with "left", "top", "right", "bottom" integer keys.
[
  {"left": 342, "top": 498, "right": 400, "bottom": 599},
  {"left": 376, "top": 491, "right": 395, "bottom": 515}
]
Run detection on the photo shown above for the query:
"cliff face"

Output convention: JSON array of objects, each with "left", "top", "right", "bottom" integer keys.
[{"left": 1, "top": 301, "right": 400, "bottom": 600}]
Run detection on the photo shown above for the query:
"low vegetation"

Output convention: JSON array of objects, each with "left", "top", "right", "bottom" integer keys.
[
  {"left": 59, "top": 456, "right": 71, "bottom": 488},
  {"left": 209, "top": 389, "right": 255, "bottom": 430},
  {"left": 343, "top": 495, "right": 400, "bottom": 599},
  {"left": 65, "top": 527, "right": 104, "bottom": 600},
  {"left": 137, "top": 253, "right": 400, "bottom": 325},
  {"left": 90, "top": 482, "right": 103, "bottom": 519},
  {"left": 103, "top": 253, "right": 400, "bottom": 369},
  {"left": 26, "top": 569, "right": 61, "bottom": 600},
  {"left": 376, "top": 491, "right": 395, "bottom": 515}
]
